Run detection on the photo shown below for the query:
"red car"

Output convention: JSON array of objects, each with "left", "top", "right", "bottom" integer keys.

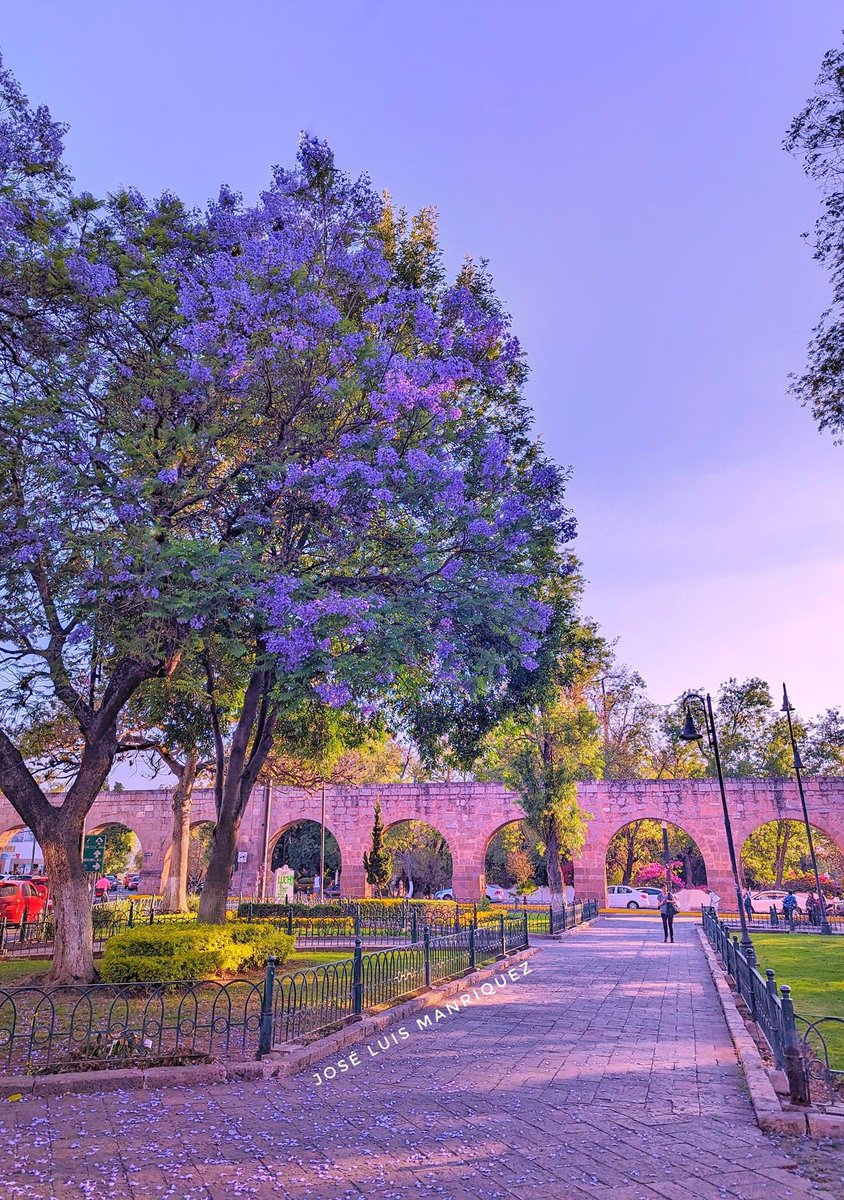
[{"left": 0, "top": 881, "right": 47, "bottom": 926}]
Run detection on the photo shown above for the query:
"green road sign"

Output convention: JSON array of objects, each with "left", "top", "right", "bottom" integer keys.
[{"left": 82, "top": 833, "right": 106, "bottom": 873}]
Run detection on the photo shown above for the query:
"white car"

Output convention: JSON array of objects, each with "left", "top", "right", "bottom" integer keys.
[
  {"left": 606, "top": 884, "right": 657, "bottom": 909},
  {"left": 751, "top": 890, "right": 805, "bottom": 914}
]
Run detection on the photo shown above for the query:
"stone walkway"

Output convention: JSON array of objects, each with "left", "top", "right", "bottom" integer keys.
[{"left": 1, "top": 916, "right": 838, "bottom": 1199}]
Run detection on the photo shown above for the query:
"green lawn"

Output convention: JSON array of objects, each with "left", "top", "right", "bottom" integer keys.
[
  {"left": 0, "top": 948, "right": 350, "bottom": 989},
  {"left": 750, "top": 934, "right": 844, "bottom": 1068},
  {"left": 0, "top": 958, "right": 52, "bottom": 987}
]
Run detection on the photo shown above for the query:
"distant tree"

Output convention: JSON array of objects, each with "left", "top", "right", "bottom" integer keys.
[
  {"left": 384, "top": 820, "right": 451, "bottom": 896},
  {"left": 363, "top": 802, "right": 391, "bottom": 896},
  {"left": 102, "top": 826, "right": 134, "bottom": 876},
  {"left": 478, "top": 570, "right": 603, "bottom": 913}
]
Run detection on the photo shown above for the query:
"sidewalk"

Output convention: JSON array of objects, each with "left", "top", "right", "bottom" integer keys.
[{"left": 0, "top": 916, "right": 835, "bottom": 1199}]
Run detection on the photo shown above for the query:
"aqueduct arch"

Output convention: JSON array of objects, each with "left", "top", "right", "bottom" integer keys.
[{"left": 0, "top": 778, "right": 841, "bottom": 901}]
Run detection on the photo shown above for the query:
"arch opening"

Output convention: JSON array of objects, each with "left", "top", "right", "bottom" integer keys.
[
  {"left": 484, "top": 820, "right": 547, "bottom": 897},
  {"left": 269, "top": 820, "right": 342, "bottom": 896},
  {"left": 740, "top": 819, "right": 844, "bottom": 894},
  {"left": 0, "top": 825, "right": 41, "bottom": 876},
  {"left": 188, "top": 820, "right": 216, "bottom": 894},
  {"left": 88, "top": 821, "right": 143, "bottom": 882},
  {"left": 605, "top": 818, "right": 708, "bottom": 904},
  {"left": 383, "top": 820, "right": 452, "bottom": 898}
]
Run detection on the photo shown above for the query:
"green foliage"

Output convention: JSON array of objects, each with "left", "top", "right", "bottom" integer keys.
[
  {"left": 785, "top": 42, "right": 844, "bottom": 441},
  {"left": 383, "top": 820, "right": 452, "bottom": 895},
  {"left": 740, "top": 820, "right": 843, "bottom": 889},
  {"left": 100, "top": 825, "right": 137, "bottom": 875},
  {"left": 237, "top": 902, "right": 344, "bottom": 919},
  {"left": 363, "top": 802, "right": 391, "bottom": 894},
  {"left": 270, "top": 821, "right": 341, "bottom": 878},
  {"left": 227, "top": 923, "right": 294, "bottom": 970},
  {"left": 476, "top": 569, "right": 603, "bottom": 902},
  {"left": 606, "top": 820, "right": 707, "bottom": 888},
  {"left": 99, "top": 921, "right": 292, "bottom": 982}
]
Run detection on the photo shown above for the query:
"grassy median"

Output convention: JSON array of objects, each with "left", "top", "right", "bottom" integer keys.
[{"left": 749, "top": 933, "right": 844, "bottom": 1068}]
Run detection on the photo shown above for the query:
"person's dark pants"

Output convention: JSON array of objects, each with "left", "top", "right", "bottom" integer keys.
[{"left": 661, "top": 913, "right": 675, "bottom": 942}]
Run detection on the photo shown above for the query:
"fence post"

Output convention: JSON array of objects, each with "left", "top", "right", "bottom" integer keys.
[
  {"left": 353, "top": 906, "right": 361, "bottom": 938},
  {"left": 352, "top": 938, "right": 364, "bottom": 1014},
  {"left": 548, "top": 904, "right": 554, "bottom": 936},
  {"left": 469, "top": 923, "right": 476, "bottom": 970},
  {"left": 423, "top": 927, "right": 431, "bottom": 988},
  {"left": 454, "top": 902, "right": 460, "bottom": 935},
  {"left": 286, "top": 906, "right": 293, "bottom": 936},
  {"left": 780, "top": 984, "right": 810, "bottom": 1104},
  {"left": 499, "top": 913, "right": 506, "bottom": 958},
  {"left": 411, "top": 909, "right": 418, "bottom": 945},
  {"left": 523, "top": 909, "right": 529, "bottom": 948},
  {"left": 258, "top": 955, "right": 277, "bottom": 1057},
  {"left": 473, "top": 902, "right": 478, "bottom": 927},
  {"left": 247, "top": 901, "right": 254, "bottom": 922},
  {"left": 128, "top": 901, "right": 135, "bottom": 928},
  {"left": 149, "top": 903, "right": 155, "bottom": 925},
  {"left": 18, "top": 917, "right": 26, "bottom": 945},
  {"left": 0, "top": 916, "right": 5, "bottom": 952}
]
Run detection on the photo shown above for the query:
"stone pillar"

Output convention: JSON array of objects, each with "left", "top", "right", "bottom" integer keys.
[
  {"left": 572, "top": 843, "right": 606, "bottom": 903},
  {"left": 341, "top": 863, "right": 370, "bottom": 898},
  {"left": 450, "top": 845, "right": 485, "bottom": 900}
]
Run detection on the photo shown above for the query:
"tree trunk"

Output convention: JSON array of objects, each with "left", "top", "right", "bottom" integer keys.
[
  {"left": 545, "top": 822, "right": 565, "bottom": 915},
  {"left": 197, "top": 810, "right": 240, "bottom": 923},
  {"left": 41, "top": 824, "right": 95, "bottom": 985},
  {"left": 158, "top": 754, "right": 198, "bottom": 914},
  {"left": 197, "top": 668, "right": 278, "bottom": 924}
]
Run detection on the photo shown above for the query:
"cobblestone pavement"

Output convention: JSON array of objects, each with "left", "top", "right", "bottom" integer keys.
[{"left": 2, "top": 915, "right": 839, "bottom": 1199}]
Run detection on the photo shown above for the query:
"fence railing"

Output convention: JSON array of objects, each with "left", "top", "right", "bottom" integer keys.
[
  {"left": 0, "top": 978, "right": 264, "bottom": 1075},
  {"left": 267, "top": 912, "right": 529, "bottom": 1050},
  {"left": 0, "top": 899, "right": 164, "bottom": 959},
  {"left": 700, "top": 906, "right": 841, "bottom": 1103},
  {"left": 0, "top": 915, "right": 530, "bottom": 1074},
  {"left": 716, "top": 909, "right": 844, "bottom": 935}
]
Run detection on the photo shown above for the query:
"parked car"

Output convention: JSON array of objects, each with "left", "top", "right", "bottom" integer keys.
[
  {"left": 606, "top": 884, "right": 656, "bottom": 909},
  {"left": 0, "top": 881, "right": 47, "bottom": 926},
  {"left": 124, "top": 873, "right": 140, "bottom": 891},
  {"left": 434, "top": 888, "right": 454, "bottom": 900},
  {"left": 751, "top": 890, "right": 805, "bottom": 914}
]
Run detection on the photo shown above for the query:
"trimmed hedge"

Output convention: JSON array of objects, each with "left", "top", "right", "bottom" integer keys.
[
  {"left": 99, "top": 921, "right": 294, "bottom": 983},
  {"left": 237, "top": 902, "right": 345, "bottom": 919}
]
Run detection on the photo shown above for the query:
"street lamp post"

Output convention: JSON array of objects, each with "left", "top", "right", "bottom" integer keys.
[
  {"left": 782, "top": 684, "right": 831, "bottom": 935},
  {"left": 680, "top": 691, "right": 756, "bottom": 962}
]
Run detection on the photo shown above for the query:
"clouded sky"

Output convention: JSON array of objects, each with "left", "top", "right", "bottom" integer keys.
[{"left": 4, "top": 0, "right": 843, "bottom": 717}]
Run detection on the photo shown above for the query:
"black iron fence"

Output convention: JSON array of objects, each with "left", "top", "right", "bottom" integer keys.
[
  {"left": 239, "top": 898, "right": 599, "bottom": 944},
  {"left": 0, "top": 899, "right": 165, "bottom": 960},
  {"left": 0, "top": 978, "right": 264, "bottom": 1075},
  {"left": 716, "top": 909, "right": 844, "bottom": 935},
  {"left": 701, "top": 907, "right": 843, "bottom": 1102},
  {"left": 0, "top": 915, "right": 530, "bottom": 1074}
]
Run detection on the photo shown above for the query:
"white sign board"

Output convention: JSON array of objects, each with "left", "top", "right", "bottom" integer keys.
[{"left": 275, "top": 863, "right": 295, "bottom": 902}]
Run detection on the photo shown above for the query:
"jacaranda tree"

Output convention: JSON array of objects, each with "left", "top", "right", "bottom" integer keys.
[{"left": 0, "top": 55, "right": 574, "bottom": 976}]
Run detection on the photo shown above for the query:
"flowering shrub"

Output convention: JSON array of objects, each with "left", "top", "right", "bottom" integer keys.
[{"left": 634, "top": 862, "right": 685, "bottom": 889}]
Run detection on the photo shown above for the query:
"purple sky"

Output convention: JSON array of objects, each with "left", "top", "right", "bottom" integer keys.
[{"left": 5, "top": 2, "right": 844, "bottom": 717}]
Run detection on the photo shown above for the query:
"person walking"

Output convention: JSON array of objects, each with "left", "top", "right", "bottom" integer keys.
[
  {"left": 743, "top": 889, "right": 754, "bottom": 921},
  {"left": 707, "top": 888, "right": 720, "bottom": 914},
  {"left": 659, "top": 891, "right": 679, "bottom": 943},
  {"left": 806, "top": 893, "right": 818, "bottom": 926}
]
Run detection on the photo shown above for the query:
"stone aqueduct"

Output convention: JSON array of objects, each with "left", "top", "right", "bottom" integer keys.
[{"left": 1, "top": 779, "right": 843, "bottom": 900}]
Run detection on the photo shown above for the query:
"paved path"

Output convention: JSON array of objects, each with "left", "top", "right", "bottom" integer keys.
[{"left": 1, "top": 916, "right": 836, "bottom": 1199}]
